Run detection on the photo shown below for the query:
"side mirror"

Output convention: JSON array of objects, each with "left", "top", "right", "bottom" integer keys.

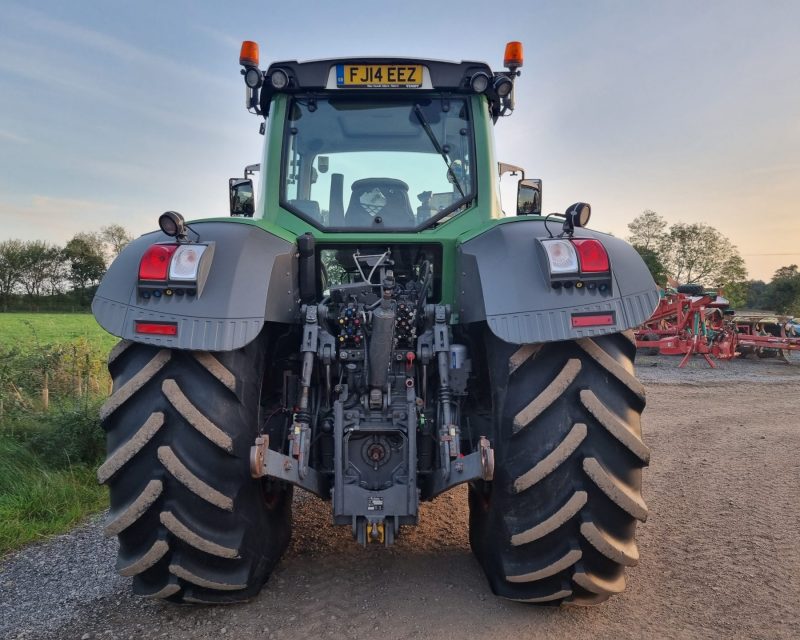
[
  {"left": 517, "top": 178, "right": 542, "bottom": 215},
  {"left": 229, "top": 178, "right": 255, "bottom": 217}
]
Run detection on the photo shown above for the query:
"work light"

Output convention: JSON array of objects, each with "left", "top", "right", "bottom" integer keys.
[
  {"left": 470, "top": 72, "right": 490, "bottom": 93},
  {"left": 158, "top": 211, "right": 186, "bottom": 238},
  {"left": 494, "top": 76, "right": 513, "bottom": 98},
  {"left": 244, "top": 67, "right": 263, "bottom": 89},
  {"left": 270, "top": 69, "right": 289, "bottom": 90}
]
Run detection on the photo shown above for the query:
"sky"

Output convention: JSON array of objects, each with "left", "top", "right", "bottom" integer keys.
[{"left": 0, "top": 0, "right": 798, "bottom": 281}]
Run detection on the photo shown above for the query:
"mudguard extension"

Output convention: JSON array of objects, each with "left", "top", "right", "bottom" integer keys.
[
  {"left": 92, "top": 222, "right": 297, "bottom": 351},
  {"left": 457, "top": 220, "right": 659, "bottom": 344}
]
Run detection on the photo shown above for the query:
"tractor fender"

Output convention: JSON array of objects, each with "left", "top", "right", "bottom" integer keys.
[
  {"left": 456, "top": 220, "right": 659, "bottom": 344},
  {"left": 92, "top": 222, "right": 298, "bottom": 351}
]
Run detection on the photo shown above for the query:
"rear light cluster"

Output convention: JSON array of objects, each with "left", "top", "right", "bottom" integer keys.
[
  {"left": 138, "top": 243, "right": 212, "bottom": 299},
  {"left": 539, "top": 238, "right": 611, "bottom": 292}
]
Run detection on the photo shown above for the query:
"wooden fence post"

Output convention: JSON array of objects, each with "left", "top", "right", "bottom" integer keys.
[{"left": 42, "top": 371, "right": 49, "bottom": 411}]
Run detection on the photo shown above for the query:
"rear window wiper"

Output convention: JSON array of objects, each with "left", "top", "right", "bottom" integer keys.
[{"left": 412, "top": 105, "right": 466, "bottom": 199}]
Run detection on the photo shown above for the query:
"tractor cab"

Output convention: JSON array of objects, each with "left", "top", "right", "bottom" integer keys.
[{"left": 229, "top": 43, "right": 529, "bottom": 232}]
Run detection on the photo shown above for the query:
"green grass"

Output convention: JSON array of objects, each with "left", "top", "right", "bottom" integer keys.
[
  {"left": 0, "top": 312, "right": 113, "bottom": 554},
  {"left": 0, "top": 312, "right": 117, "bottom": 351},
  {"left": 0, "top": 436, "right": 107, "bottom": 555}
]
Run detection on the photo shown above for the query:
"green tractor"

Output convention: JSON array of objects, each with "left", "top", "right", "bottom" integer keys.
[{"left": 93, "top": 41, "right": 657, "bottom": 606}]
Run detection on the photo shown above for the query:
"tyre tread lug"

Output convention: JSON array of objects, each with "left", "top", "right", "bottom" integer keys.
[
  {"left": 157, "top": 446, "right": 234, "bottom": 511},
  {"left": 513, "top": 359, "right": 581, "bottom": 434}
]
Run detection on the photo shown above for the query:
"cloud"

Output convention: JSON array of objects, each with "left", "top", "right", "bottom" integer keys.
[
  {"left": 194, "top": 24, "right": 242, "bottom": 50},
  {"left": 0, "top": 39, "right": 239, "bottom": 138},
  {"left": 0, "top": 195, "right": 120, "bottom": 241},
  {"left": 4, "top": 3, "right": 228, "bottom": 90},
  {"left": 0, "top": 129, "right": 29, "bottom": 144}
]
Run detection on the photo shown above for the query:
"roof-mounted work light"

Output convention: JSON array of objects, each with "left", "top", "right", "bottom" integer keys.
[
  {"left": 470, "top": 71, "right": 490, "bottom": 93},
  {"left": 244, "top": 67, "right": 263, "bottom": 89},
  {"left": 270, "top": 69, "right": 289, "bottom": 90},
  {"left": 494, "top": 76, "right": 513, "bottom": 98}
]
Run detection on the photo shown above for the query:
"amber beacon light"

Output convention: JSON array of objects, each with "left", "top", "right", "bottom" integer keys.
[
  {"left": 239, "top": 41, "right": 260, "bottom": 67},
  {"left": 504, "top": 41, "right": 524, "bottom": 68}
]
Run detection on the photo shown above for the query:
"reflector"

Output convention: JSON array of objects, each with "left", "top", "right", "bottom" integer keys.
[
  {"left": 571, "top": 313, "right": 614, "bottom": 328},
  {"left": 135, "top": 321, "right": 178, "bottom": 336}
]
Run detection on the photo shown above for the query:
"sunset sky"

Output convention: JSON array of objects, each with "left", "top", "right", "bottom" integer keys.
[{"left": 1, "top": 0, "right": 798, "bottom": 281}]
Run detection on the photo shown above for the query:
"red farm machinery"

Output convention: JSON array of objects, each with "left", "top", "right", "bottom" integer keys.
[{"left": 635, "top": 285, "right": 800, "bottom": 367}]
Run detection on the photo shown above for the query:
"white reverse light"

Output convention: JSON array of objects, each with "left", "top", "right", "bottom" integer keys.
[
  {"left": 541, "top": 239, "right": 579, "bottom": 274},
  {"left": 169, "top": 244, "right": 208, "bottom": 281}
]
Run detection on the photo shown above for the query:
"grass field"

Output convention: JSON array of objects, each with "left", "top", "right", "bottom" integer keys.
[
  {"left": 0, "top": 313, "right": 117, "bottom": 351},
  {"left": 0, "top": 312, "right": 111, "bottom": 555},
  {"left": 0, "top": 436, "right": 106, "bottom": 555}
]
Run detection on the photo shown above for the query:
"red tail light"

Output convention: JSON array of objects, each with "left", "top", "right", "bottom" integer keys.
[
  {"left": 571, "top": 239, "right": 609, "bottom": 272},
  {"left": 139, "top": 244, "right": 178, "bottom": 281}
]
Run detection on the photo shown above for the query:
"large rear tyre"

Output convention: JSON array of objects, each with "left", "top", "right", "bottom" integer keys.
[
  {"left": 469, "top": 331, "right": 649, "bottom": 606},
  {"left": 641, "top": 332, "right": 660, "bottom": 356},
  {"left": 98, "top": 332, "right": 292, "bottom": 603}
]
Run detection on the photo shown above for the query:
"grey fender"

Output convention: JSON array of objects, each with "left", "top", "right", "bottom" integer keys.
[
  {"left": 456, "top": 220, "right": 659, "bottom": 344},
  {"left": 92, "top": 221, "right": 298, "bottom": 351}
]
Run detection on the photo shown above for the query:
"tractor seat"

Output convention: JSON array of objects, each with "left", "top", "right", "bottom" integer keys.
[
  {"left": 345, "top": 178, "right": 416, "bottom": 228},
  {"left": 289, "top": 199, "right": 321, "bottom": 221}
]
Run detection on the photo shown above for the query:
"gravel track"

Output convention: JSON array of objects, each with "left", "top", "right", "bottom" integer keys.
[{"left": 2, "top": 355, "right": 798, "bottom": 640}]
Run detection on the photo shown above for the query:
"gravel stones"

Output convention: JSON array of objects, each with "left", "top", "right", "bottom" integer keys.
[{"left": 0, "top": 514, "right": 123, "bottom": 638}]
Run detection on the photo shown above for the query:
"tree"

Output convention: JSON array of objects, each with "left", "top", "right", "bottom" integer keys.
[
  {"left": 743, "top": 280, "right": 768, "bottom": 309},
  {"left": 100, "top": 224, "right": 133, "bottom": 261},
  {"left": 772, "top": 265, "right": 800, "bottom": 280},
  {"left": 43, "top": 247, "right": 69, "bottom": 295},
  {"left": 632, "top": 244, "right": 668, "bottom": 286},
  {"left": 762, "top": 265, "right": 800, "bottom": 315},
  {"left": 18, "top": 241, "right": 65, "bottom": 298},
  {"left": 717, "top": 253, "right": 748, "bottom": 306},
  {"left": 64, "top": 233, "right": 106, "bottom": 300},
  {"left": 0, "top": 239, "right": 26, "bottom": 310},
  {"left": 627, "top": 210, "right": 667, "bottom": 251},
  {"left": 627, "top": 210, "right": 748, "bottom": 297},
  {"left": 659, "top": 222, "right": 747, "bottom": 287}
]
